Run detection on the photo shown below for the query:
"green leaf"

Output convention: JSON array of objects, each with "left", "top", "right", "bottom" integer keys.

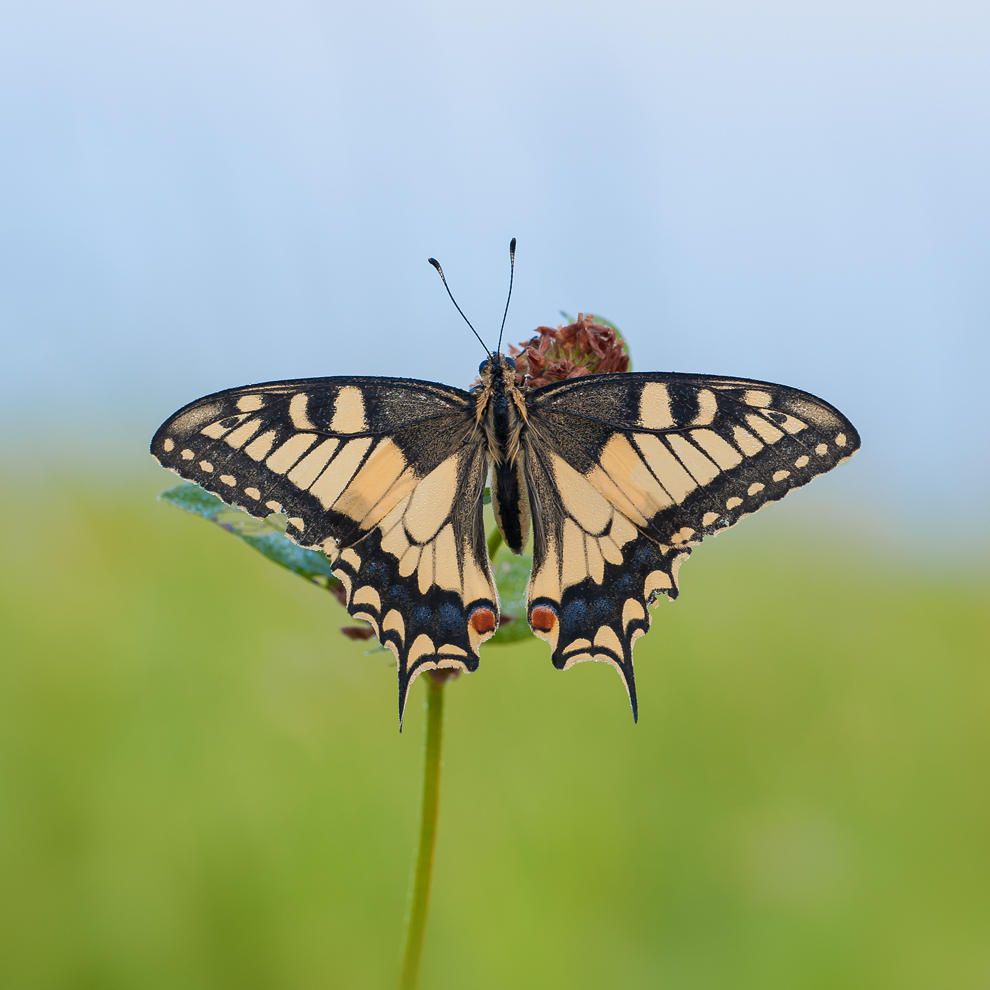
[{"left": 159, "top": 484, "right": 340, "bottom": 590}]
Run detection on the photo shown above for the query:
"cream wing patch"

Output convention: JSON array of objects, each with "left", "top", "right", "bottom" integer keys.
[
  {"left": 333, "top": 439, "right": 412, "bottom": 525},
  {"left": 330, "top": 387, "right": 368, "bottom": 433},
  {"left": 367, "top": 450, "right": 496, "bottom": 605},
  {"left": 639, "top": 382, "right": 675, "bottom": 429},
  {"left": 309, "top": 438, "right": 373, "bottom": 508},
  {"left": 532, "top": 488, "right": 650, "bottom": 596},
  {"left": 404, "top": 456, "right": 459, "bottom": 543}
]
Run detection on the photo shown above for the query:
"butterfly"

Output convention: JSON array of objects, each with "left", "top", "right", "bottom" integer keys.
[{"left": 151, "top": 245, "right": 860, "bottom": 723}]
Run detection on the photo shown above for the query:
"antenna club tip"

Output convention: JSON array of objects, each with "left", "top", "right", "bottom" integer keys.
[
  {"left": 509, "top": 237, "right": 516, "bottom": 252},
  {"left": 427, "top": 257, "right": 440, "bottom": 268}
]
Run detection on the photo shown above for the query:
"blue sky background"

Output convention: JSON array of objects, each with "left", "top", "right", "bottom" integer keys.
[{"left": 1, "top": 0, "right": 988, "bottom": 538}]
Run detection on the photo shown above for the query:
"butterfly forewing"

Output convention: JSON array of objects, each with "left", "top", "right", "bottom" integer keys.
[
  {"left": 529, "top": 372, "right": 859, "bottom": 546},
  {"left": 522, "top": 372, "right": 861, "bottom": 717},
  {"left": 152, "top": 377, "right": 499, "bottom": 718}
]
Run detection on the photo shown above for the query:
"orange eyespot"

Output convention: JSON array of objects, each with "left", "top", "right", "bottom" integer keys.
[
  {"left": 469, "top": 608, "right": 497, "bottom": 635},
  {"left": 530, "top": 605, "right": 557, "bottom": 633}
]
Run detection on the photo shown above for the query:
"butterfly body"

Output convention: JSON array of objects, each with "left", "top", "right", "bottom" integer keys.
[
  {"left": 478, "top": 354, "right": 531, "bottom": 555},
  {"left": 152, "top": 347, "right": 859, "bottom": 723}
]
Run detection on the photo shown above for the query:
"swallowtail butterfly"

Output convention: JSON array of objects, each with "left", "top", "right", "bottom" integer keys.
[{"left": 152, "top": 250, "right": 860, "bottom": 722}]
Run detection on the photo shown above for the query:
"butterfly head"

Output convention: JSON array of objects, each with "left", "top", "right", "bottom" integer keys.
[{"left": 477, "top": 353, "right": 517, "bottom": 388}]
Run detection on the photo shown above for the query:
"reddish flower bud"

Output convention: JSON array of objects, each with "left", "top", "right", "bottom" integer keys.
[{"left": 507, "top": 314, "right": 630, "bottom": 388}]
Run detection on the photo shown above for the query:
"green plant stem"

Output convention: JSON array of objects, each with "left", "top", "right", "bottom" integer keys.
[
  {"left": 400, "top": 673, "right": 446, "bottom": 990},
  {"left": 487, "top": 527, "right": 503, "bottom": 561}
]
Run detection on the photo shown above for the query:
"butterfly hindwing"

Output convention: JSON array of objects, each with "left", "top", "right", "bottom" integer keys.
[
  {"left": 329, "top": 434, "right": 498, "bottom": 717},
  {"left": 152, "top": 376, "right": 499, "bottom": 718},
  {"left": 521, "top": 372, "right": 861, "bottom": 717},
  {"left": 523, "top": 430, "right": 675, "bottom": 719}
]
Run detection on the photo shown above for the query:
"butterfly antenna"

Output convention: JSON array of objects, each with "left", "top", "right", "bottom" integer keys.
[
  {"left": 496, "top": 237, "right": 516, "bottom": 355},
  {"left": 428, "top": 257, "right": 492, "bottom": 358}
]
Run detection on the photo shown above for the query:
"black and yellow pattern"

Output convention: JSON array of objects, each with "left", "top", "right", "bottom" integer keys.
[
  {"left": 521, "top": 373, "right": 859, "bottom": 714},
  {"left": 152, "top": 359, "right": 859, "bottom": 722}
]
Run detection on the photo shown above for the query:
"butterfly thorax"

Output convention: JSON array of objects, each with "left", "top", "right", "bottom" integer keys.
[
  {"left": 475, "top": 353, "right": 532, "bottom": 555},
  {"left": 475, "top": 354, "right": 528, "bottom": 463}
]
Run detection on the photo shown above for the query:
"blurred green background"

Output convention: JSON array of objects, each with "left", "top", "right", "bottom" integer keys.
[{"left": 2, "top": 466, "right": 986, "bottom": 989}]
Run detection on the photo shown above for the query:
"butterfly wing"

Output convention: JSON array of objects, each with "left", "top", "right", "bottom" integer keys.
[
  {"left": 522, "top": 372, "right": 860, "bottom": 718},
  {"left": 152, "top": 376, "right": 499, "bottom": 720}
]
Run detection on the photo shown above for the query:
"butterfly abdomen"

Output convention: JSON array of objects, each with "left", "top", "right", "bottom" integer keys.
[{"left": 491, "top": 457, "right": 530, "bottom": 554}]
